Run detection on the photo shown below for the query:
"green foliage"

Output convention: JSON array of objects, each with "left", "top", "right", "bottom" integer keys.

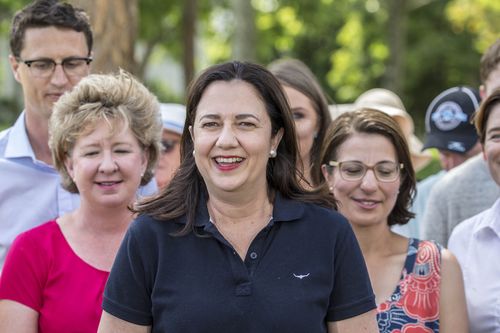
[
  {"left": 446, "top": 0, "right": 500, "bottom": 52},
  {"left": 0, "top": 0, "right": 495, "bottom": 136}
]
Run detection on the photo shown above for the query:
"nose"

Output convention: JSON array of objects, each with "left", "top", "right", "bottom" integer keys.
[
  {"left": 216, "top": 123, "right": 238, "bottom": 148},
  {"left": 99, "top": 151, "right": 118, "bottom": 173},
  {"left": 50, "top": 63, "right": 70, "bottom": 87},
  {"left": 359, "top": 169, "right": 378, "bottom": 192}
]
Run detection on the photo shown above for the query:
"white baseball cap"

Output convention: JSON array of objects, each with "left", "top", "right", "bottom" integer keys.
[{"left": 160, "top": 103, "right": 186, "bottom": 135}]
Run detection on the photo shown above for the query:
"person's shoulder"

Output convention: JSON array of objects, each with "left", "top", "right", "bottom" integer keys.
[
  {"left": 12, "top": 220, "right": 59, "bottom": 248},
  {"left": 448, "top": 213, "right": 482, "bottom": 248},
  {"left": 309, "top": 202, "right": 347, "bottom": 219},
  {"left": 443, "top": 155, "right": 486, "bottom": 182},
  {"left": 299, "top": 200, "right": 351, "bottom": 230},
  {"left": 430, "top": 155, "right": 485, "bottom": 193},
  {"left": 128, "top": 213, "right": 183, "bottom": 237},
  {"left": 417, "top": 170, "right": 445, "bottom": 191},
  {"left": 0, "top": 126, "right": 13, "bottom": 156}
]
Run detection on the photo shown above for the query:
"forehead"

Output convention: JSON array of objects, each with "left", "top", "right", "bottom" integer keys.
[
  {"left": 195, "top": 80, "right": 268, "bottom": 119},
  {"left": 486, "top": 104, "right": 500, "bottom": 131},
  {"left": 77, "top": 118, "right": 130, "bottom": 140},
  {"left": 485, "top": 66, "right": 500, "bottom": 97},
  {"left": 21, "top": 26, "right": 89, "bottom": 58},
  {"left": 336, "top": 132, "right": 397, "bottom": 161}
]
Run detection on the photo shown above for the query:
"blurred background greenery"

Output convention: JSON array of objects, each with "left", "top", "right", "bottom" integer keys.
[{"left": 0, "top": 0, "right": 498, "bottom": 135}]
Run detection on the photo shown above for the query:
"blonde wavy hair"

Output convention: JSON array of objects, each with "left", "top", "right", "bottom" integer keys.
[{"left": 49, "top": 70, "right": 162, "bottom": 193}]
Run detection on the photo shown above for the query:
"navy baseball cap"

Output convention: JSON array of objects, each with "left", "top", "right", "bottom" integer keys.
[{"left": 423, "top": 86, "right": 481, "bottom": 153}]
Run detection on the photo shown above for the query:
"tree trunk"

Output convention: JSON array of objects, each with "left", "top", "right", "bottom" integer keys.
[
  {"left": 383, "top": 0, "right": 408, "bottom": 95},
  {"left": 231, "top": 0, "right": 256, "bottom": 61},
  {"left": 70, "top": 0, "right": 138, "bottom": 75},
  {"left": 183, "top": 0, "right": 196, "bottom": 88}
]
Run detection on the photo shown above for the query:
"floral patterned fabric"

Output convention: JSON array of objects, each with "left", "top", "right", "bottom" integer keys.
[{"left": 377, "top": 238, "right": 442, "bottom": 333}]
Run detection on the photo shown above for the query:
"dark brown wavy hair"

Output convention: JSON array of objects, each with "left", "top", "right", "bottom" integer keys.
[{"left": 136, "top": 61, "right": 336, "bottom": 235}]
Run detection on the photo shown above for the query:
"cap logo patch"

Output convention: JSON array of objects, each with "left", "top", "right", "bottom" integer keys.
[
  {"left": 447, "top": 141, "right": 466, "bottom": 152},
  {"left": 431, "top": 101, "right": 468, "bottom": 131}
]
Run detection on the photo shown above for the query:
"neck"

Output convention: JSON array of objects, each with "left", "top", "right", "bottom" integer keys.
[
  {"left": 351, "top": 222, "right": 395, "bottom": 256},
  {"left": 24, "top": 111, "right": 52, "bottom": 164},
  {"left": 207, "top": 191, "right": 273, "bottom": 225},
  {"left": 74, "top": 201, "right": 134, "bottom": 235}
]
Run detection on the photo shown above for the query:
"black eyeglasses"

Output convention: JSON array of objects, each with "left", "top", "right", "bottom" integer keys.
[
  {"left": 161, "top": 139, "right": 179, "bottom": 154},
  {"left": 327, "top": 160, "right": 404, "bottom": 182},
  {"left": 16, "top": 56, "right": 92, "bottom": 78}
]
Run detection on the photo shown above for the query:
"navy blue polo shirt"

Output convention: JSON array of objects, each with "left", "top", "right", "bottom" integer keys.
[{"left": 102, "top": 193, "right": 375, "bottom": 332}]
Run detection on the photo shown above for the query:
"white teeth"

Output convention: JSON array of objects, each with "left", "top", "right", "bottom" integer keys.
[
  {"left": 358, "top": 200, "right": 377, "bottom": 205},
  {"left": 215, "top": 157, "right": 243, "bottom": 164},
  {"left": 100, "top": 182, "right": 117, "bottom": 186}
]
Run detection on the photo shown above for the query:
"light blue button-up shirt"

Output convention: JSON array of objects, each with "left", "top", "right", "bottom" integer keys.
[{"left": 0, "top": 112, "right": 158, "bottom": 270}]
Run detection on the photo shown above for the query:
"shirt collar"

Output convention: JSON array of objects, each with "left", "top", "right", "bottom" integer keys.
[
  {"left": 177, "top": 190, "right": 306, "bottom": 228},
  {"left": 472, "top": 197, "right": 500, "bottom": 238},
  {"left": 5, "top": 112, "right": 37, "bottom": 161}
]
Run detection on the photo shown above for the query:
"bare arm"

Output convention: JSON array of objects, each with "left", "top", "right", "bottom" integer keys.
[
  {"left": 97, "top": 311, "right": 151, "bottom": 333},
  {"left": 439, "top": 249, "right": 469, "bottom": 333},
  {"left": 0, "top": 300, "right": 38, "bottom": 333},
  {"left": 327, "top": 309, "right": 378, "bottom": 333}
]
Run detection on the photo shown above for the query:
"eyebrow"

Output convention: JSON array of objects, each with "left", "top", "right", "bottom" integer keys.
[
  {"left": 487, "top": 126, "right": 500, "bottom": 135},
  {"left": 79, "top": 141, "right": 133, "bottom": 149},
  {"left": 198, "top": 113, "right": 260, "bottom": 121}
]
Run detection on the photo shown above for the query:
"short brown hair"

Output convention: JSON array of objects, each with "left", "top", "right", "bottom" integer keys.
[
  {"left": 474, "top": 88, "right": 500, "bottom": 145},
  {"left": 10, "top": 0, "right": 93, "bottom": 57},
  {"left": 49, "top": 70, "right": 162, "bottom": 193},
  {"left": 317, "top": 108, "right": 416, "bottom": 226},
  {"left": 480, "top": 38, "right": 500, "bottom": 86}
]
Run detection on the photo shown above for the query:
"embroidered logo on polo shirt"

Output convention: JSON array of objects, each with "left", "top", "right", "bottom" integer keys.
[{"left": 293, "top": 273, "right": 310, "bottom": 279}]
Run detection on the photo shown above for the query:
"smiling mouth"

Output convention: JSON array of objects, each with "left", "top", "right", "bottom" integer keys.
[
  {"left": 214, "top": 157, "right": 244, "bottom": 165},
  {"left": 96, "top": 181, "right": 123, "bottom": 186},
  {"left": 353, "top": 198, "right": 381, "bottom": 207}
]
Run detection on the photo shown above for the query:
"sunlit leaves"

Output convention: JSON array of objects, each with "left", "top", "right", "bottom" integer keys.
[{"left": 446, "top": 0, "right": 500, "bottom": 52}]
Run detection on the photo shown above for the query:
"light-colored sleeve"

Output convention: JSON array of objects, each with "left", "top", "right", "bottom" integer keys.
[{"left": 421, "top": 179, "right": 449, "bottom": 246}]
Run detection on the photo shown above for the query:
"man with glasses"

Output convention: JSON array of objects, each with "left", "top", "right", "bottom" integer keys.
[
  {"left": 0, "top": 0, "right": 154, "bottom": 270},
  {"left": 0, "top": 0, "right": 94, "bottom": 270}
]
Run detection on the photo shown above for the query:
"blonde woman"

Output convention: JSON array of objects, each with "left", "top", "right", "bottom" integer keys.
[{"left": 0, "top": 71, "right": 161, "bottom": 333}]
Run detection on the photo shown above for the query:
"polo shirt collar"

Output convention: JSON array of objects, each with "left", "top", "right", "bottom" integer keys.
[
  {"left": 186, "top": 190, "right": 306, "bottom": 228},
  {"left": 5, "top": 112, "right": 36, "bottom": 161},
  {"left": 472, "top": 197, "right": 500, "bottom": 239}
]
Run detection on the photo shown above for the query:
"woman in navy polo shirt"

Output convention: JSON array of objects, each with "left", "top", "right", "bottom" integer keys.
[
  {"left": 98, "top": 61, "right": 379, "bottom": 333},
  {"left": 319, "top": 109, "right": 468, "bottom": 333}
]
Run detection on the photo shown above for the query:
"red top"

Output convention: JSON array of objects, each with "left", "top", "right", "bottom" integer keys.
[
  {"left": 0, "top": 221, "right": 109, "bottom": 333},
  {"left": 377, "top": 238, "right": 441, "bottom": 332}
]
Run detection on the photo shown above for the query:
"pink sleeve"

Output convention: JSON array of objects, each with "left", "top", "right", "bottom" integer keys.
[{"left": 0, "top": 231, "right": 48, "bottom": 311}]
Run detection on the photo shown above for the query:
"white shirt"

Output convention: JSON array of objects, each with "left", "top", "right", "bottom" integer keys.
[{"left": 449, "top": 198, "right": 500, "bottom": 333}]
